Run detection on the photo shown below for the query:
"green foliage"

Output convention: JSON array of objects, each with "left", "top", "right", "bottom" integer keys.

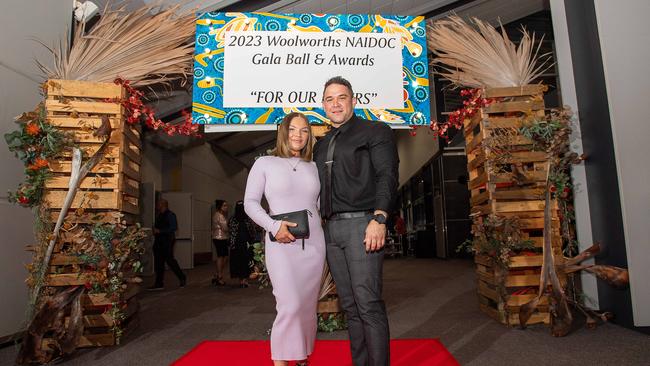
[
  {"left": 318, "top": 312, "right": 347, "bottom": 332},
  {"left": 249, "top": 241, "right": 271, "bottom": 289},
  {"left": 460, "top": 215, "right": 536, "bottom": 271},
  {"left": 4, "top": 103, "right": 73, "bottom": 206}
]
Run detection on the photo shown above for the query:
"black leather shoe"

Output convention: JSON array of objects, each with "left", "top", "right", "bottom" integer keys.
[{"left": 180, "top": 278, "right": 187, "bottom": 288}]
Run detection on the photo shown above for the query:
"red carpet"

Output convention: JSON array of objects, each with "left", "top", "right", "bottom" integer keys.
[{"left": 173, "top": 339, "right": 460, "bottom": 366}]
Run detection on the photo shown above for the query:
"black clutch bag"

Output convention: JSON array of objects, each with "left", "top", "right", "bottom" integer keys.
[{"left": 269, "top": 209, "right": 311, "bottom": 249}]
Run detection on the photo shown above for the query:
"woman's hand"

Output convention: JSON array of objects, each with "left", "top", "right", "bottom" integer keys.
[{"left": 274, "top": 221, "right": 297, "bottom": 243}]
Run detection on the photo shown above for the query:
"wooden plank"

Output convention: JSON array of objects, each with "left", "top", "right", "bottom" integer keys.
[
  {"left": 490, "top": 171, "right": 547, "bottom": 184},
  {"left": 505, "top": 274, "right": 539, "bottom": 287},
  {"left": 122, "top": 125, "right": 143, "bottom": 150},
  {"left": 70, "top": 130, "right": 123, "bottom": 144},
  {"left": 468, "top": 171, "right": 488, "bottom": 190},
  {"left": 510, "top": 255, "right": 543, "bottom": 268},
  {"left": 494, "top": 200, "right": 546, "bottom": 213},
  {"left": 48, "top": 116, "right": 122, "bottom": 129},
  {"left": 44, "top": 190, "right": 119, "bottom": 210},
  {"left": 500, "top": 151, "right": 548, "bottom": 164},
  {"left": 483, "top": 116, "right": 528, "bottom": 129},
  {"left": 474, "top": 255, "right": 491, "bottom": 267},
  {"left": 492, "top": 188, "right": 545, "bottom": 201},
  {"left": 483, "top": 85, "right": 547, "bottom": 98},
  {"left": 508, "top": 311, "right": 549, "bottom": 326},
  {"left": 50, "top": 161, "right": 118, "bottom": 174},
  {"left": 463, "top": 112, "right": 482, "bottom": 134},
  {"left": 120, "top": 199, "right": 140, "bottom": 215},
  {"left": 467, "top": 152, "right": 486, "bottom": 171},
  {"left": 507, "top": 294, "right": 548, "bottom": 307},
  {"left": 60, "top": 145, "right": 121, "bottom": 158},
  {"left": 478, "top": 281, "right": 498, "bottom": 302},
  {"left": 84, "top": 285, "right": 140, "bottom": 307},
  {"left": 46, "top": 99, "right": 122, "bottom": 115},
  {"left": 120, "top": 178, "right": 140, "bottom": 198},
  {"left": 45, "top": 175, "right": 119, "bottom": 190},
  {"left": 470, "top": 190, "right": 489, "bottom": 206},
  {"left": 46, "top": 79, "right": 123, "bottom": 99},
  {"left": 479, "top": 303, "right": 506, "bottom": 324},
  {"left": 317, "top": 299, "right": 341, "bottom": 313},
  {"left": 47, "top": 273, "right": 92, "bottom": 286},
  {"left": 50, "top": 254, "right": 82, "bottom": 266},
  {"left": 121, "top": 159, "right": 141, "bottom": 181},
  {"left": 465, "top": 130, "right": 484, "bottom": 152},
  {"left": 122, "top": 144, "right": 141, "bottom": 165},
  {"left": 483, "top": 100, "right": 545, "bottom": 114}
]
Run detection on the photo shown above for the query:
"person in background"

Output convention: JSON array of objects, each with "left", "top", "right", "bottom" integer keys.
[
  {"left": 228, "top": 200, "right": 256, "bottom": 288},
  {"left": 244, "top": 112, "right": 325, "bottom": 366},
  {"left": 149, "top": 198, "right": 186, "bottom": 290},
  {"left": 212, "top": 199, "right": 230, "bottom": 286}
]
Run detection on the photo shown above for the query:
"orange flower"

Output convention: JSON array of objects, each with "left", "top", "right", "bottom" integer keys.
[
  {"left": 28, "top": 157, "right": 49, "bottom": 170},
  {"left": 25, "top": 123, "right": 40, "bottom": 136}
]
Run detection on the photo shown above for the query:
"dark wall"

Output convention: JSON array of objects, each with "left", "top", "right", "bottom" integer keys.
[{"left": 564, "top": 0, "right": 633, "bottom": 327}]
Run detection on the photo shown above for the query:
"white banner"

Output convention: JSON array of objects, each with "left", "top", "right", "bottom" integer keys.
[{"left": 223, "top": 31, "right": 404, "bottom": 109}]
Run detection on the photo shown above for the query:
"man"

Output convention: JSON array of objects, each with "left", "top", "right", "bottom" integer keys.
[
  {"left": 149, "top": 198, "right": 187, "bottom": 290},
  {"left": 314, "top": 76, "right": 398, "bottom": 366}
]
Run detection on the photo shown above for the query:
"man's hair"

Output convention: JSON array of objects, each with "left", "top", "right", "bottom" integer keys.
[{"left": 323, "top": 76, "right": 354, "bottom": 98}]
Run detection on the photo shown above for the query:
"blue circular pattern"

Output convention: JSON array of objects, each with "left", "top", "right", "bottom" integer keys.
[
  {"left": 300, "top": 14, "right": 312, "bottom": 24},
  {"left": 413, "top": 87, "right": 428, "bottom": 103},
  {"left": 213, "top": 57, "right": 225, "bottom": 72},
  {"left": 265, "top": 20, "right": 281, "bottom": 31},
  {"left": 409, "top": 112, "right": 427, "bottom": 125},
  {"left": 327, "top": 16, "right": 340, "bottom": 28},
  {"left": 415, "top": 27, "right": 426, "bottom": 37},
  {"left": 197, "top": 34, "right": 210, "bottom": 46},
  {"left": 395, "top": 15, "right": 408, "bottom": 20},
  {"left": 347, "top": 14, "right": 364, "bottom": 28},
  {"left": 412, "top": 61, "right": 426, "bottom": 77},
  {"left": 225, "top": 110, "right": 247, "bottom": 124},
  {"left": 203, "top": 90, "right": 216, "bottom": 104},
  {"left": 194, "top": 67, "right": 205, "bottom": 79},
  {"left": 195, "top": 115, "right": 208, "bottom": 125}
]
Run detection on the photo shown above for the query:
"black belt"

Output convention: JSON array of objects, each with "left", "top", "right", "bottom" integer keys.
[{"left": 329, "top": 210, "right": 373, "bottom": 220}]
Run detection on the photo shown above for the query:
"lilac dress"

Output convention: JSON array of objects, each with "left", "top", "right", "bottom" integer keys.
[{"left": 244, "top": 155, "right": 326, "bottom": 361}]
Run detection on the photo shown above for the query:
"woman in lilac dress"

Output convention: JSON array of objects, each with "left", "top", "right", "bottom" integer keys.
[{"left": 244, "top": 112, "right": 325, "bottom": 366}]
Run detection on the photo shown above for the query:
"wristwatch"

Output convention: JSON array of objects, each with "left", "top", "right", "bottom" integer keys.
[{"left": 372, "top": 213, "right": 387, "bottom": 225}]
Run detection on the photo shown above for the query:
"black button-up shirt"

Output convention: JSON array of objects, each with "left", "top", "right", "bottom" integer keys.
[{"left": 314, "top": 115, "right": 399, "bottom": 216}]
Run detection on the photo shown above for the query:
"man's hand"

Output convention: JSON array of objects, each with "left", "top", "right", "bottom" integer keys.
[
  {"left": 364, "top": 219, "right": 386, "bottom": 252},
  {"left": 274, "top": 221, "right": 297, "bottom": 243}
]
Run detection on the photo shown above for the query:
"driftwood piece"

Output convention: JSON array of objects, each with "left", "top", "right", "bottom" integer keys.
[
  {"left": 17, "top": 286, "right": 84, "bottom": 365},
  {"left": 29, "top": 117, "right": 112, "bottom": 313},
  {"left": 519, "top": 163, "right": 572, "bottom": 336}
]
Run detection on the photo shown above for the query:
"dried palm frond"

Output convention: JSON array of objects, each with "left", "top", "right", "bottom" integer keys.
[
  {"left": 319, "top": 263, "right": 336, "bottom": 301},
  {"left": 37, "top": 2, "right": 196, "bottom": 88},
  {"left": 427, "top": 16, "right": 553, "bottom": 88}
]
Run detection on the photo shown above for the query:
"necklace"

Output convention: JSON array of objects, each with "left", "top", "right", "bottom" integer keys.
[{"left": 286, "top": 158, "right": 300, "bottom": 172}]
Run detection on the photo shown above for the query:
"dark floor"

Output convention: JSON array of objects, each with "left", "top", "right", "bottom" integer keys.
[{"left": 1, "top": 257, "right": 648, "bottom": 365}]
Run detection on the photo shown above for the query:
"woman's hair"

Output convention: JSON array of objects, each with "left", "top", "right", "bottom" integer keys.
[
  {"left": 215, "top": 199, "right": 226, "bottom": 211},
  {"left": 233, "top": 200, "right": 247, "bottom": 220},
  {"left": 271, "top": 112, "right": 314, "bottom": 161}
]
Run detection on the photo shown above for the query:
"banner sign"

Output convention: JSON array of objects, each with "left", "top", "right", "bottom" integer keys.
[{"left": 192, "top": 12, "right": 430, "bottom": 128}]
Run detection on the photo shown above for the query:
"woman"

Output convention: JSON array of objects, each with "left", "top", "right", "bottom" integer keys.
[
  {"left": 211, "top": 199, "right": 229, "bottom": 286},
  {"left": 228, "top": 200, "right": 256, "bottom": 288},
  {"left": 244, "top": 112, "right": 325, "bottom": 366}
]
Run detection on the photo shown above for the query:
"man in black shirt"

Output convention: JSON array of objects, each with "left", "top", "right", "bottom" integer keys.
[
  {"left": 149, "top": 199, "right": 187, "bottom": 290},
  {"left": 314, "top": 77, "right": 398, "bottom": 366}
]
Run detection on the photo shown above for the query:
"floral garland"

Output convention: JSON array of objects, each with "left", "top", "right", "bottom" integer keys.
[
  {"left": 410, "top": 89, "right": 495, "bottom": 139},
  {"left": 4, "top": 104, "right": 73, "bottom": 207},
  {"left": 111, "top": 78, "right": 200, "bottom": 137}
]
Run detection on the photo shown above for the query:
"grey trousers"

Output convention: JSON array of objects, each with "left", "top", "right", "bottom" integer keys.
[{"left": 325, "top": 214, "right": 390, "bottom": 366}]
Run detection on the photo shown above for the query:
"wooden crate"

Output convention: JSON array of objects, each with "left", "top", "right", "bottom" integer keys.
[
  {"left": 465, "top": 85, "right": 566, "bottom": 327},
  {"left": 475, "top": 255, "right": 551, "bottom": 326},
  {"left": 43, "top": 79, "right": 141, "bottom": 215}
]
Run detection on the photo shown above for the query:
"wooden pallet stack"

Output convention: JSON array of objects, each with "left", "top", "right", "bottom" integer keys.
[
  {"left": 464, "top": 85, "right": 563, "bottom": 326},
  {"left": 38, "top": 79, "right": 142, "bottom": 347}
]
